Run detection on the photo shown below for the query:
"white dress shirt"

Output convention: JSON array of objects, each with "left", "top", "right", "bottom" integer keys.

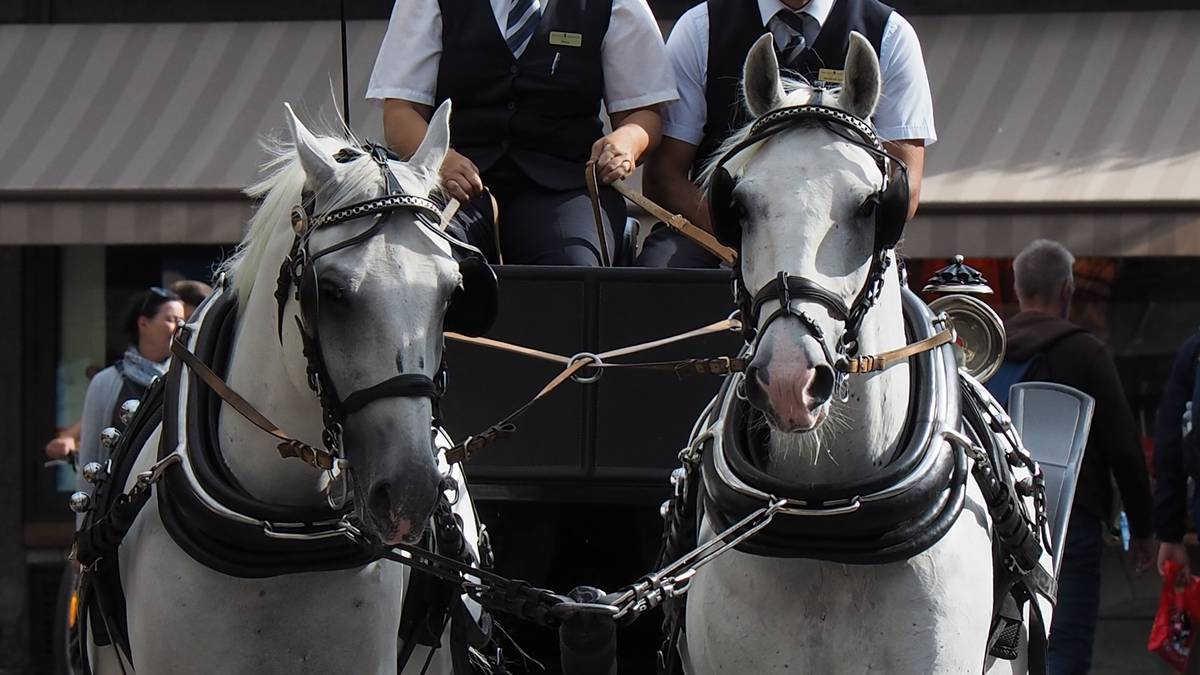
[
  {"left": 661, "top": 0, "right": 936, "bottom": 145},
  {"left": 367, "top": 0, "right": 678, "bottom": 114}
]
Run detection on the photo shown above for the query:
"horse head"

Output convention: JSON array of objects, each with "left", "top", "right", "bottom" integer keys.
[
  {"left": 716, "top": 33, "right": 904, "bottom": 439},
  {"left": 279, "top": 103, "right": 461, "bottom": 544}
]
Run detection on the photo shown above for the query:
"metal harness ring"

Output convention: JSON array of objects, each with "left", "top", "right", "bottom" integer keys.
[{"left": 568, "top": 352, "right": 604, "bottom": 384}]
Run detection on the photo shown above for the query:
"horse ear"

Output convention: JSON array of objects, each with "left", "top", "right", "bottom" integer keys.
[
  {"left": 838, "top": 32, "right": 881, "bottom": 120},
  {"left": 743, "top": 34, "right": 785, "bottom": 118},
  {"left": 410, "top": 100, "right": 452, "bottom": 176},
  {"left": 283, "top": 103, "right": 336, "bottom": 190}
]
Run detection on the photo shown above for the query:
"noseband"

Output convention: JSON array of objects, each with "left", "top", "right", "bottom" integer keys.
[
  {"left": 708, "top": 105, "right": 910, "bottom": 391},
  {"left": 272, "top": 143, "right": 483, "bottom": 479}
]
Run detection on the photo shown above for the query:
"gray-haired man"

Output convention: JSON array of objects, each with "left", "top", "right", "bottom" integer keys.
[{"left": 997, "top": 239, "right": 1153, "bottom": 675}]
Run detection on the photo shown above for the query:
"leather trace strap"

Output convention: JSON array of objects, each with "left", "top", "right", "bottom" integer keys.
[
  {"left": 609, "top": 180, "right": 737, "bottom": 266},
  {"left": 170, "top": 337, "right": 336, "bottom": 471},
  {"left": 584, "top": 165, "right": 613, "bottom": 267},
  {"left": 837, "top": 328, "right": 956, "bottom": 374},
  {"left": 442, "top": 318, "right": 743, "bottom": 464}
]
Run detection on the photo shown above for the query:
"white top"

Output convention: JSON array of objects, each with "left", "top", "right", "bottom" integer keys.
[
  {"left": 367, "top": 0, "right": 678, "bottom": 114},
  {"left": 662, "top": 0, "right": 937, "bottom": 145}
]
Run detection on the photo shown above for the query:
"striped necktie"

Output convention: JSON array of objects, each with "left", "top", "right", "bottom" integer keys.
[
  {"left": 768, "top": 9, "right": 819, "bottom": 69},
  {"left": 506, "top": 0, "right": 542, "bottom": 58}
]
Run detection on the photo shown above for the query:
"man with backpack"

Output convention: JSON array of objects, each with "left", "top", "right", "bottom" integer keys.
[{"left": 989, "top": 239, "right": 1153, "bottom": 674}]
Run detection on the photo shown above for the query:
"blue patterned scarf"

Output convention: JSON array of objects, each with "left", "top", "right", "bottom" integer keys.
[{"left": 117, "top": 346, "right": 169, "bottom": 388}]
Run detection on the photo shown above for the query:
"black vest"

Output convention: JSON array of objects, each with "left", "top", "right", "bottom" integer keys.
[
  {"left": 695, "top": 0, "right": 892, "bottom": 175},
  {"left": 436, "top": 0, "right": 613, "bottom": 191}
]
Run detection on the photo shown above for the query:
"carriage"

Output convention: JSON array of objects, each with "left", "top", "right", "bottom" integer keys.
[{"left": 65, "top": 36, "right": 1085, "bottom": 675}]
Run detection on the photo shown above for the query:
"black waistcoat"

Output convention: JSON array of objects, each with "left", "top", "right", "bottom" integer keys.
[
  {"left": 695, "top": 0, "right": 892, "bottom": 175},
  {"left": 436, "top": 0, "right": 613, "bottom": 191}
]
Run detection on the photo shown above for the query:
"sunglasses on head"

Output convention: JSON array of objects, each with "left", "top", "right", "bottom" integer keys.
[{"left": 140, "top": 286, "right": 178, "bottom": 316}]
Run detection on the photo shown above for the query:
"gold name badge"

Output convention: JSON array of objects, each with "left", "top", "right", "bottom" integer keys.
[
  {"left": 817, "top": 68, "right": 845, "bottom": 84},
  {"left": 549, "top": 31, "right": 583, "bottom": 48}
]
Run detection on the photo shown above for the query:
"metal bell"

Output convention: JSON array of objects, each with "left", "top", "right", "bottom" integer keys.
[
  {"left": 99, "top": 427, "right": 121, "bottom": 450},
  {"left": 69, "top": 491, "right": 92, "bottom": 513},
  {"left": 660, "top": 500, "right": 671, "bottom": 520},
  {"left": 81, "top": 462, "right": 105, "bottom": 484},
  {"left": 119, "top": 399, "right": 140, "bottom": 425}
]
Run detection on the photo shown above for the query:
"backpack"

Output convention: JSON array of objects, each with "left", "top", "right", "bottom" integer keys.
[{"left": 985, "top": 356, "right": 1041, "bottom": 410}]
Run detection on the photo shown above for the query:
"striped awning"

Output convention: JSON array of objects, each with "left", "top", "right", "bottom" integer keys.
[
  {"left": 2, "top": 13, "right": 1199, "bottom": 252},
  {"left": 913, "top": 11, "right": 1200, "bottom": 205}
]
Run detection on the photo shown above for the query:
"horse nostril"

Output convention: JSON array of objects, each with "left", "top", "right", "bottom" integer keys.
[
  {"left": 367, "top": 482, "right": 393, "bottom": 526},
  {"left": 807, "top": 364, "right": 835, "bottom": 408}
]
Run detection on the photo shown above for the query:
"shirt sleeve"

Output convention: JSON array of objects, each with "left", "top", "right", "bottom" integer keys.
[
  {"left": 659, "top": 5, "right": 708, "bottom": 145},
  {"left": 365, "top": 0, "right": 443, "bottom": 105},
  {"left": 602, "top": 0, "right": 678, "bottom": 113},
  {"left": 873, "top": 13, "right": 936, "bottom": 145}
]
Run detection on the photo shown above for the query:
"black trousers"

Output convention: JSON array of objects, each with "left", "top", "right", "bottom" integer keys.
[
  {"left": 635, "top": 225, "right": 723, "bottom": 269},
  {"left": 448, "top": 161, "right": 627, "bottom": 266}
]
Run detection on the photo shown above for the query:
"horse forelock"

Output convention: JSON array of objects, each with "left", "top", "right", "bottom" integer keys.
[
  {"left": 696, "top": 77, "right": 842, "bottom": 189},
  {"left": 219, "top": 131, "right": 442, "bottom": 305}
]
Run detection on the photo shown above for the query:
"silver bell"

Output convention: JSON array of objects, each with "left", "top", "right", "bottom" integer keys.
[
  {"left": 69, "top": 491, "right": 92, "bottom": 513},
  {"left": 119, "top": 399, "right": 140, "bottom": 425},
  {"left": 659, "top": 500, "right": 671, "bottom": 520},
  {"left": 81, "top": 462, "right": 105, "bottom": 484},
  {"left": 100, "top": 427, "right": 121, "bottom": 450}
]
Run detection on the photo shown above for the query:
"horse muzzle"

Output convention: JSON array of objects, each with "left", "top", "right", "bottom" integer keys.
[{"left": 744, "top": 333, "right": 836, "bottom": 433}]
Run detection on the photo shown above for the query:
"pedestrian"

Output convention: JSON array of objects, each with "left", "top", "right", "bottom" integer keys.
[
  {"left": 169, "top": 279, "right": 213, "bottom": 320},
  {"left": 993, "top": 239, "right": 1154, "bottom": 675},
  {"left": 76, "top": 287, "right": 184, "bottom": 497}
]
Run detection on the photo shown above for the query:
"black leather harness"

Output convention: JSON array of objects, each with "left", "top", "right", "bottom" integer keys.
[{"left": 657, "top": 289, "right": 1057, "bottom": 675}]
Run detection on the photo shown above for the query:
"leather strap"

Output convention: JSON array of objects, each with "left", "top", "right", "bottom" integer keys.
[
  {"left": 585, "top": 165, "right": 613, "bottom": 267},
  {"left": 170, "top": 337, "right": 335, "bottom": 471},
  {"left": 609, "top": 180, "right": 737, "bottom": 266},
  {"left": 341, "top": 374, "right": 439, "bottom": 415},
  {"left": 838, "top": 328, "right": 955, "bottom": 374}
]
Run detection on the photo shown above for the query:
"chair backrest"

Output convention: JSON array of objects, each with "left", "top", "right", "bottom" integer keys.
[{"left": 1007, "top": 381, "right": 1095, "bottom": 579}]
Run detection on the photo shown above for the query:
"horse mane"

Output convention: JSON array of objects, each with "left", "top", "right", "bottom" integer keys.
[
  {"left": 219, "top": 129, "right": 441, "bottom": 305},
  {"left": 695, "top": 78, "right": 840, "bottom": 189}
]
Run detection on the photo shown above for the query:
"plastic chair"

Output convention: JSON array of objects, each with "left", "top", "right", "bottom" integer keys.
[{"left": 1007, "top": 382, "right": 1095, "bottom": 578}]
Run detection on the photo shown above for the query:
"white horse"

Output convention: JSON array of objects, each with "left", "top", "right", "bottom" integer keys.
[
  {"left": 679, "top": 36, "right": 1048, "bottom": 674},
  {"left": 87, "top": 102, "right": 477, "bottom": 674}
]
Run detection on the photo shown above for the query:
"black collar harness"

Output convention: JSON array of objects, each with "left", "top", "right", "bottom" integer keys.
[{"left": 656, "top": 289, "right": 1058, "bottom": 675}]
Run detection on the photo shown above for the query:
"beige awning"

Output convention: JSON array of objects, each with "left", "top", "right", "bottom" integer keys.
[
  {"left": 914, "top": 11, "right": 1200, "bottom": 205},
  {"left": 2, "top": 14, "right": 1199, "bottom": 252}
]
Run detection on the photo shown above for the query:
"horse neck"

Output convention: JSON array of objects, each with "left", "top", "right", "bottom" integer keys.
[
  {"left": 766, "top": 269, "right": 911, "bottom": 484},
  {"left": 218, "top": 229, "right": 327, "bottom": 506}
]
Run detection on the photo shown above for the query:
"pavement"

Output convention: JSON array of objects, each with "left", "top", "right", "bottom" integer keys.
[{"left": 1094, "top": 543, "right": 1175, "bottom": 674}]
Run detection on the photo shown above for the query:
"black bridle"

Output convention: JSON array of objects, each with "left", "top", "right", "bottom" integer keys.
[
  {"left": 272, "top": 142, "right": 480, "bottom": 474},
  {"left": 708, "top": 105, "right": 908, "bottom": 389}
]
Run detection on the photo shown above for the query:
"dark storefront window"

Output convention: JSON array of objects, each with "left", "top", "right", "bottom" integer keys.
[{"left": 911, "top": 256, "right": 1200, "bottom": 454}]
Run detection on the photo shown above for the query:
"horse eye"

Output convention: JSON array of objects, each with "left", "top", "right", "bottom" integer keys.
[
  {"left": 857, "top": 195, "right": 878, "bottom": 218},
  {"left": 318, "top": 278, "right": 349, "bottom": 305}
]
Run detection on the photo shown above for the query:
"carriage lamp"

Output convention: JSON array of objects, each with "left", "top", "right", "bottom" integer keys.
[
  {"left": 923, "top": 255, "right": 1006, "bottom": 383},
  {"left": 119, "top": 399, "right": 141, "bottom": 426},
  {"left": 69, "top": 491, "right": 92, "bottom": 513},
  {"left": 81, "top": 462, "right": 106, "bottom": 484},
  {"left": 100, "top": 427, "right": 121, "bottom": 450}
]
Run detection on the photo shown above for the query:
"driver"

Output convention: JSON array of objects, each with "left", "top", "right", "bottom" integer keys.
[
  {"left": 367, "top": 0, "right": 677, "bottom": 265},
  {"left": 638, "top": 0, "right": 936, "bottom": 267}
]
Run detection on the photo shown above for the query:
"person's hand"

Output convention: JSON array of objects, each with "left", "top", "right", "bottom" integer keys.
[
  {"left": 1130, "top": 537, "right": 1155, "bottom": 576},
  {"left": 588, "top": 135, "right": 637, "bottom": 185},
  {"left": 45, "top": 436, "right": 76, "bottom": 460},
  {"left": 440, "top": 149, "right": 484, "bottom": 203},
  {"left": 1158, "top": 541, "right": 1190, "bottom": 577}
]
